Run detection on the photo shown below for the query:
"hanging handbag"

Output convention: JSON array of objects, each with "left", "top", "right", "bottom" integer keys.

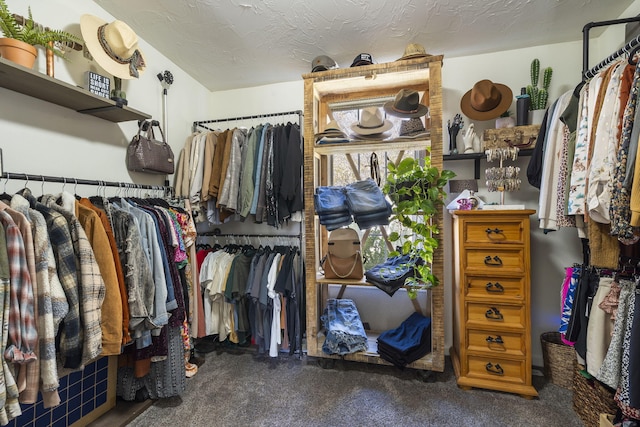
[
  {"left": 126, "top": 120, "right": 175, "bottom": 174},
  {"left": 322, "top": 228, "right": 364, "bottom": 280}
]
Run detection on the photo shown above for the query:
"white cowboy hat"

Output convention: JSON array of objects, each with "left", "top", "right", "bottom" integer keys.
[
  {"left": 350, "top": 107, "right": 393, "bottom": 136},
  {"left": 80, "top": 14, "right": 146, "bottom": 80}
]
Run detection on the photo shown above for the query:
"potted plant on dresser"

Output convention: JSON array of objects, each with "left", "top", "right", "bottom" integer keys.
[
  {"left": 0, "top": 0, "right": 80, "bottom": 68},
  {"left": 383, "top": 153, "right": 456, "bottom": 298}
]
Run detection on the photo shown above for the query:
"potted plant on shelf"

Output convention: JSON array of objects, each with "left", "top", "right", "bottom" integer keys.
[
  {"left": 383, "top": 153, "right": 456, "bottom": 298},
  {"left": 526, "top": 58, "right": 552, "bottom": 124},
  {"left": 0, "top": 0, "right": 80, "bottom": 68}
]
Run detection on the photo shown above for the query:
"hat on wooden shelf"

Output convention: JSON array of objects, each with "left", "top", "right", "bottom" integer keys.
[
  {"left": 81, "top": 14, "right": 146, "bottom": 79},
  {"left": 350, "top": 107, "right": 393, "bottom": 136},
  {"left": 397, "top": 43, "right": 431, "bottom": 61},
  {"left": 460, "top": 79, "right": 513, "bottom": 120},
  {"left": 399, "top": 117, "right": 428, "bottom": 138},
  {"left": 351, "top": 53, "right": 374, "bottom": 67},
  {"left": 384, "top": 89, "right": 429, "bottom": 118},
  {"left": 311, "top": 55, "right": 338, "bottom": 72}
]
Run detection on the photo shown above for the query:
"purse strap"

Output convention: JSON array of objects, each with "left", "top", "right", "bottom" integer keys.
[
  {"left": 326, "top": 252, "right": 361, "bottom": 279},
  {"left": 148, "top": 120, "right": 167, "bottom": 143}
]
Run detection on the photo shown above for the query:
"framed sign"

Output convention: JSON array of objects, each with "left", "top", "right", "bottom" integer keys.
[{"left": 85, "top": 71, "right": 111, "bottom": 99}]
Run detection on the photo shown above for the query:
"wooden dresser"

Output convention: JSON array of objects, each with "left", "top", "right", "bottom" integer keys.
[{"left": 451, "top": 209, "right": 538, "bottom": 398}]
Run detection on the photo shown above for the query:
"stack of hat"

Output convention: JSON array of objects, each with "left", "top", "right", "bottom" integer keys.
[
  {"left": 383, "top": 88, "right": 430, "bottom": 140},
  {"left": 350, "top": 107, "right": 393, "bottom": 140},
  {"left": 315, "top": 120, "right": 349, "bottom": 144}
]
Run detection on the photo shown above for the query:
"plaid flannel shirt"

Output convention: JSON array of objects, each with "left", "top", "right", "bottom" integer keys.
[
  {"left": 0, "top": 218, "right": 21, "bottom": 423},
  {"left": 42, "top": 195, "right": 105, "bottom": 366},
  {"left": 0, "top": 211, "right": 37, "bottom": 365},
  {"left": 10, "top": 195, "right": 63, "bottom": 408}
]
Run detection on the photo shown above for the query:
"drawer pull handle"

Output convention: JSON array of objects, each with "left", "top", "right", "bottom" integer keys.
[
  {"left": 484, "top": 255, "right": 503, "bottom": 266},
  {"left": 485, "top": 307, "right": 504, "bottom": 321},
  {"left": 485, "top": 362, "right": 504, "bottom": 375},
  {"left": 485, "top": 228, "right": 503, "bottom": 235},
  {"left": 486, "top": 282, "right": 505, "bottom": 293},
  {"left": 486, "top": 335, "right": 504, "bottom": 345}
]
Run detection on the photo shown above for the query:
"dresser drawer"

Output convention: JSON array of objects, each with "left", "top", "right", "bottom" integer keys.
[
  {"left": 463, "top": 219, "right": 526, "bottom": 245},
  {"left": 466, "top": 355, "right": 526, "bottom": 384},
  {"left": 466, "top": 302, "right": 525, "bottom": 329},
  {"left": 465, "top": 248, "right": 525, "bottom": 274},
  {"left": 465, "top": 276, "right": 525, "bottom": 300},
  {"left": 467, "top": 329, "right": 526, "bottom": 358}
]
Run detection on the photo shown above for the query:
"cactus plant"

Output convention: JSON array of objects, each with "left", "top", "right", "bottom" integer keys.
[{"left": 525, "top": 58, "right": 552, "bottom": 110}]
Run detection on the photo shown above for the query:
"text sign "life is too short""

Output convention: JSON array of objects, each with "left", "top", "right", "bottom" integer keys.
[{"left": 85, "top": 71, "right": 111, "bottom": 99}]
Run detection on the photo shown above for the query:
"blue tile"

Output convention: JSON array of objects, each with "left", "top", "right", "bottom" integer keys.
[
  {"left": 19, "top": 405, "right": 34, "bottom": 422},
  {"left": 58, "top": 375, "right": 68, "bottom": 389},
  {"left": 68, "top": 381, "right": 81, "bottom": 400},
  {"left": 68, "top": 407, "right": 81, "bottom": 425},
  {"left": 34, "top": 400, "right": 46, "bottom": 418},
  {"left": 51, "top": 402, "right": 66, "bottom": 423},
  {"left": 82, "top": 376, "right": 95, "bottom": 393},
  {"left": 68, "top": 370, "right": 82, "bottom": 385},
  {"left": 15, "top": 421, "right": 33, "bottom": 427},
  {"left": 96, "top": 392, "right": 107, "bottom": 408},
  {"left": 4, "top": 418, "right": 15, "bottom": 427},
  {"left": 95, "top": 365, "right": 108, "bottom": 382},
  {"left": 95, "top": 379, "right": 108, "bottom": 395},
  {"left": 51, "top": 416, "right": 67, "bottom": 427},
  {"left": 83, "top": 361, "right": 96, "bottom": 376},
  {"left": 82, "top": 387, "right": 95, "bottom": 404},
  {"left": 96, "top": 356, "right": 108, "bottom": 369},
  {"left": 57, "top": 387, "right": 68, "bottom": 403},
  {"left": 34, "top": 413, "right": 51, "bottom": 427},
  {"left": 82, "top": 400, "right": 95, "bottom": 417},
  {"left": 68, "top": 394, "right": 81, "bottom": 413}
]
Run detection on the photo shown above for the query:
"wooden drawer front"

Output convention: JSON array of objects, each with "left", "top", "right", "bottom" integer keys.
[
  {"left": 465, "top": 248, "right": 525, "bottom": 274},
  {"left": 463, "top": 220, "right": 525, "bottom": 245},
  {"left": 467, "top": 329, "right": 526, "bottom": 358},
  {"left": 465, "top": 276, "right": 525, "bottom": 300},
  {"left": 466, "top": 303, "right": 525, "bottom": 329},
  {"left": 466, "top": 355, "right": 526, "bottom": 384}
]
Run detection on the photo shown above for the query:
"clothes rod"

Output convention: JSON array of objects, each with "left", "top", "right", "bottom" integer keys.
[
  {"left": 193, "top": 110, "right": 303, "bottom": 131},
  {"left": 582, "top": 16, "right": 640, "bottom": 80},
  {"left": 198, "top": 231, "right": 301, "bottom": 238},
  {"left": 1, "top": 172, "right": 171, "bottom": 191}
]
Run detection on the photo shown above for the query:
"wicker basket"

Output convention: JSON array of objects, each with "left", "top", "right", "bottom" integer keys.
[
  {"left": 572, "top": 364, "right": 617, "bottom": 427},
  {"left": 540, "top": 331, "right": 575, "bottom": 389}
]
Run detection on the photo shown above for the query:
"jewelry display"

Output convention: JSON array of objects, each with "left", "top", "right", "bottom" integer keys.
[{"left": 485, "top": 146, "right": 521, "bottom": 204}]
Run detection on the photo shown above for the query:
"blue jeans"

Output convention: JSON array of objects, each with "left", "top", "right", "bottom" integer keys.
[
  {"left": 377, "top": 312, "right": 431, "bottom": 353},
  {"left": 345, "top": 178, "right": 389, "bottom": 215},
  {"left": 321, "top": 298, "right": 368, "bottom": 355},
  {"left": 314, "top": 186, "right": 349, "bottom": 214}
]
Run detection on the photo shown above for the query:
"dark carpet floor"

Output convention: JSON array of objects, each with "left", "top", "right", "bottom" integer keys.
[{"left": 122, "top": 346, "right": 584, "bottom": 427}]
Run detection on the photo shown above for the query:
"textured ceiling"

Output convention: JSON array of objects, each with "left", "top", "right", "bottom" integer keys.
[{"left": 94, "top": 0, "right": 635, "bottom": 92}]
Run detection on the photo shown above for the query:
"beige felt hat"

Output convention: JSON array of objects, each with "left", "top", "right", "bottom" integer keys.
[
  {"left": 80, "top": 14, "right": 146, "bottom": 80},
  {"left": 397, "top": 43, "right": 431, "bottom": 61},
  {"left": 351, "top": 107, "right": 393, "bottom": 136}
]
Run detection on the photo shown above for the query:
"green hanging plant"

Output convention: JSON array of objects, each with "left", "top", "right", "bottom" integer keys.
[{"left": 383, "top": 152, "right": 456, "bottom": 299}]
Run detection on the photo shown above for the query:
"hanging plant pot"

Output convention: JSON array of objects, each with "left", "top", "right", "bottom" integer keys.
[{"left": 0, "top": 38, "right": 37, "bottom": 68}]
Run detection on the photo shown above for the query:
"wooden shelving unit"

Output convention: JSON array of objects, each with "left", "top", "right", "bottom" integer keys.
[
  {"left": 0, "top": 57, "right": 150, "bottom": 122},
  {"left": 302, "top": 56, "right": 445, "bottom": 373}
]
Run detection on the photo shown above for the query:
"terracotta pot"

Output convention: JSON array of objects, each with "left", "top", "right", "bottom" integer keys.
[{"left": 0, "top": 38, "right": 37, "bottom": 68}]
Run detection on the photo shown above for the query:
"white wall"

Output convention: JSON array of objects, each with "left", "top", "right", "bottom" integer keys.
[{"left": 0, "top": 0, "right": 209, "bottom": 195}]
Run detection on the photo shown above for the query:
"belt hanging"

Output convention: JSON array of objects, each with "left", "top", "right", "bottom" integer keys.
[{"left": 370, "top": 152, "right": 380, "bottom": 186}]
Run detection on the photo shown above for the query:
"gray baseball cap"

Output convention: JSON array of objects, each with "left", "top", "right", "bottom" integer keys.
[{"left": 311, "top": 55, "right": 338, "bottom": 72}]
